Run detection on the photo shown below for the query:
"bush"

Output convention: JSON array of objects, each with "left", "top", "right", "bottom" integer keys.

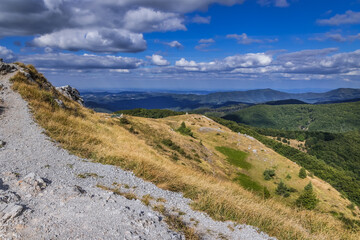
[
  {"left": 296, "top": 183, "right": 319, "bottom": 210},
  {"left": 263, "top": 169, "right": 276, "bottom": 180},
  {"left": 299, "top": 167, "right": 307, "bottom": 179}
]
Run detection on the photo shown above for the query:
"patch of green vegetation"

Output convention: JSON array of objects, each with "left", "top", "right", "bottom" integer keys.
[
  {"left": 296, "top": 182, "right": 319, "bottom": 210},
  {"left": 234, "top": 173, "right": 263, "bottom": 193},
  {"left": 176, "top": 122, "right": 194, "bottom": 138},
  {"left": 162, "top": 139, "right": 191, "bottom": 159},
  {"left": 215, "top": 146, "right": 251, "bottom": 170},
  {"left": 212, "top": 117, "right": 360, "bottom": 206},
  {"left": 114, "top": 108, "right": 184, "bottom": 119}
]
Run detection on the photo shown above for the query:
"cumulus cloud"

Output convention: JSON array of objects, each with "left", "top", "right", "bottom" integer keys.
[
  {"left": 147, "top": 54, "right": 170, "bottom": 66},
  {"left": 0, "top": 0, "right": 246, "bottom": 53},
  {"left": 124, "top": 7, "right": 186, "bottom": 32},
  {"left": 32, "top": 28, "right": 147, "bottom": 53},
  {"left": 168, "top": 48, "right": 360, "bottom": 78},
  {"left": 0, "top": 46, "right": 17, "bottom": 62},
  {"left": 175, "top": 53, "right": 272, "bottom": 72},
  {"left": 175, "top": 58, "right": 198, "bottom": 67},
  {"left": 227, "top": 33, "right": 278, "bottom": 44},
  {"left": 191, "top": 15, "right": 211, "bottom": 24},
  {"left": 317, "top": 10, "right": 360, "bottom": 26},
  {"left": 19, "top": 53, "right": 143, "bottom": 70}
]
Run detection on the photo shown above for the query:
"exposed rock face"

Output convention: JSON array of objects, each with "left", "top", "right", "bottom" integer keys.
[
  {"left": 56, "top": 85, "right": 84, "bottom": 106},
  {"left": 0, "top": 59, "right": 18, "bottom": 75}
]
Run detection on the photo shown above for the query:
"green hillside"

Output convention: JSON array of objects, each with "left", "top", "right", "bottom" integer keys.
[{"left": 223, "top": 101, "right": 360, "bottom": 132}]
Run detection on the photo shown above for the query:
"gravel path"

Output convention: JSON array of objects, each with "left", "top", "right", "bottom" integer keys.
[{"left": 0, "top": 71, "right": 275, "bottom": 240}]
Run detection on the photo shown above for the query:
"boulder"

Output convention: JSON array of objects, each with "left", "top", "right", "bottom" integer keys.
[
  {"left": 56, "top": 85, "right": 84, "bottom": 106},
  {"left": 19, "top": 173, "right": 49, "bottom": 192}
]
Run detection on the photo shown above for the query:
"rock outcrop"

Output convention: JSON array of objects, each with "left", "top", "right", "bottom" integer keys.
[
  {"left": 56, "top": 85, "right": 84, "bottom": 106},
  {"left": 0, "top": 59, "right": 18, "bottom": 75}
]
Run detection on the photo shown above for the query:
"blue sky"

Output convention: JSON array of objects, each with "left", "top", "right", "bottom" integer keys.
[{"left": 1, "top": 0, "right": 360, "bottom": 91}]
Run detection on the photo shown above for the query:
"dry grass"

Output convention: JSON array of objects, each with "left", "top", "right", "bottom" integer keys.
[{"left": 8, "top": 66, "right": 360, "bottom": 240}]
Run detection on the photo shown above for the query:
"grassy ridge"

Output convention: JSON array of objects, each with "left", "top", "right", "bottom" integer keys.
[
  {"left": 223, "top": 102, "right": 360, "bottom": 132},
  {"left": 8, "top": 65, "right": 360, "bottom": 239}
]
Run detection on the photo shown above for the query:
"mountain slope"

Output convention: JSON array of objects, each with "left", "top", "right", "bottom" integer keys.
[
  {"left": 223, "top": 101, "right": 360, "bottom": 132},
  {"left": 4, "top": 64, "right": 360, "bottom": 239},
  {"left": 0, "top": 66, "right": 274, "bottom": 239}
]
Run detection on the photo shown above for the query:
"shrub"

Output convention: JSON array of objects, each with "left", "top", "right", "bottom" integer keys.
[
  {"left": 119, "top": 117, "right": 130, "bottom": 124},
  {"left": 176, "top": 122, "right": 194, "bottom": 138},
  {"left": 263, "top": 169, "right": 276, "bottom": 180},
  {"left": 299, "top": 167, "right": 307, "bottom": 179},
  {"left": 275, "top": 181, "right": 291, "bottom": 198}
]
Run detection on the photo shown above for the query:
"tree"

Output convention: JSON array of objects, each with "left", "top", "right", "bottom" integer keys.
[
  {"left": 304, "top": 182, "right": 313, "bottom": 191},
  {"left": 299, "top": 167, "right": 307, "bottom": 179},
  {"left": 263, "top": 169, "right": 276, "bottom": 181},
  {"left": 296, "top": 182, "right": 319, "bottom": 210},
  {"left": 275, "top": 181, "right": 290, "bottom": 198}
]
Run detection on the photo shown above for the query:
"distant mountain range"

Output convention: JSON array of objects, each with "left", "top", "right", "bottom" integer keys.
[{"left": 81, "top": 88, "right": 360, "bottom": 112}]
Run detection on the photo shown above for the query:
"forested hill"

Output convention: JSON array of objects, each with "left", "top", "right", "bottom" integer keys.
[{"left": 223, "top": 101, "right": 360, "bottom": 133}]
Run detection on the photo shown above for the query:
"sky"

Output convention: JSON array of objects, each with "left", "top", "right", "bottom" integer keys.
[{"left": 1, "top": 0, "right": 360, "bottom": 91}]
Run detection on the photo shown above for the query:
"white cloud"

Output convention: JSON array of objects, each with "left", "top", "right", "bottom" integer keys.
[
  {"left": 175, "top": 53, "right": 272, "bottom": 72},
  {"left": 159, "top": 40, "right": 184, "bottom": 48},
  {"left": 148, "top": 54, "right": 170, "bottom": 66},
  {"left": 227, "top": 33, "right": 278, "bottom": 44},
  {"left": 191, "top": 15, "right": 211, "bottom": 24},
  {"left": 274, "top": 0, "right": 289, "bottom": 7},
  {"left": 32, "top": 28, "right": 147, "bottom": 53},
  {"left": 123, "top": 7, "right": 186, "bottom": 33},
  {"left": 175, "top": 58, "right": 198, "bottom": 67},
  {"left": 317, "top": 10, "right": 360, "bottom": 26},
  {"left": 199, "top": 38, "right": 215, "bottom": 43},
  {"left": 0, "top": 46, "right": 16, "bottom": 62}
]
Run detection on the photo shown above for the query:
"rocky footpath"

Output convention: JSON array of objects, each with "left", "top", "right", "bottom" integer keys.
[{"left": 0, "top": 63, "right": 275, "bottom": 240}]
